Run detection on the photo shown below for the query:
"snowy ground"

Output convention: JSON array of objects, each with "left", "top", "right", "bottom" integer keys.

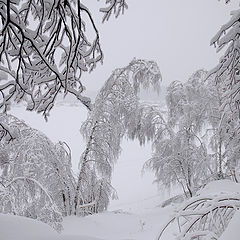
[
  {"left": 0, "top": 194, "right": 176, "bottom": 240},
  {"left": 62, "top": 199, "right": 175, "bottom": 240}
]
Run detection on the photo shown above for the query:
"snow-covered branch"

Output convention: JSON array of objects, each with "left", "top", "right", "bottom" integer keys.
[
  {"left": 158, "top": 190, "right": 240, "bottom": 240},
  {"left": 75, "top": 59, "right": 161, "bottom": 215},
  {"left": 0, "top": 0, "right": 128, "bottom": 118}
]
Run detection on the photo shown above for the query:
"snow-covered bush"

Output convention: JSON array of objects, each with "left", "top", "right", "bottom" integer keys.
[{"left": 157, "top": 180, "right": 240, "bottom": 240}]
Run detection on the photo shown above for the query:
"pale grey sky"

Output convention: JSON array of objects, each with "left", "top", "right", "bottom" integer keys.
[{"left": 82, "top": 1, "right": 239, "bottom": 93}]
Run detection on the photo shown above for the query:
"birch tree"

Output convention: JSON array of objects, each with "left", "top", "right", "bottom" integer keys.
[
  {"left": 140, "top": 71, "right": 223, "bottom": 198},
  {"left": 74, "top": 59, "right": 161, "bottom": 215},
  {"left": 0, "top": 113, "right": 76, "bottom": 230},
  {"left": 209, "top": 3, "right": 240, "bottom": 182}
]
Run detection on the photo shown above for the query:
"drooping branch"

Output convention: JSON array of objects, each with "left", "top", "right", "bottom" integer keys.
[
  {"left": 100, "top": 0, "right": 128, "bottom": 22},
  {"left": 158, "top": 192, "right": 239, "bottom": 240},
  {"left": 75, "top": 59, "right": 161, "bottom": 215},
  {"left": 0, "top": 0, "right": 128, "bottom": 118}
]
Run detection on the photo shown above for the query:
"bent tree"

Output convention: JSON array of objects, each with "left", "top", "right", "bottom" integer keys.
[
  {"left": 74, "top": 58, "right": 161, "bottom": 215},
  {"left": 0, "top": 113, "right": 74, "bottom": 231},
  {"left": 157, "top": 191, "right": 239, "bottom": 240}
]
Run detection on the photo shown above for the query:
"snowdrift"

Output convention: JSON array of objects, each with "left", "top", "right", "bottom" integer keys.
[{"left": 0, "top": 213, "right": 104, "bottom": 240}]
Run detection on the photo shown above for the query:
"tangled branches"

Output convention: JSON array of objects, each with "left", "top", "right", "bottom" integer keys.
[
  {"left": 158, "top": 192, "right": 240, "bottom": 240},
  {"left": 0, "top": 0, "right": 127, "bottom": 118}
]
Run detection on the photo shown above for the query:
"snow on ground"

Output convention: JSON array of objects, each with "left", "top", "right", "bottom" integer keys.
[
  {"left": 63, "top": 205, "right": 174, "bottom": 240},
  {"left": 0, "top": 213, "right": 59, "bottom": 240},
  {"left": 196, "top": 179, "right": 240, "bottom": 196},
  {"left": 0, "top": 195, "right": 176, "bottom": 240},
  {"left": 0, "top": 212, "right": 107, "bottom": 240},
  {"left": 8, "top": 182, "right": 240, "bottom": 240},
  {"left": 62, "top": 191, "right": 180, "bottom": 240}
]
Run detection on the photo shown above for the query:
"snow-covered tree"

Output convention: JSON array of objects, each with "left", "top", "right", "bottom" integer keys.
[
  {"left": 141, "top": 70, "right": 225, "bottom": 198},
  {"left": 74, "top": 59, "right": 161, "bottom": 215},
  {"left": 145, "top": 129, "right": 208, "bottom": 198},
  {"left": 207, "top": 4, "right": 240, "bottom": 182},
  {"left": 0, "top": 0, "right": 128, "bottom": 118},
  {"left": 209, "top": 6, "right": 240, "bottom": 118},
  {"left": 127, "top": 87, "right": 205, "bottom": 197},
  {"left": 0, "top": 176, "right": 63, "bottom": 232},
  {"left": 0, "top": 113, "right": 76, "bottom": 230}
]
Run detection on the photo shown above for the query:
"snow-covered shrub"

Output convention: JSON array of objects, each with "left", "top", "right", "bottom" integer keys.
[
  {"left": 0, "top": 177, "right": 63, "bottom": 232},
  {"left": 157, "top": 180, "right": 240, "bottom": 240}
]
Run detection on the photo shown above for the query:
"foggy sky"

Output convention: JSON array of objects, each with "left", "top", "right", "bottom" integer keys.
[{"left": 81, "top": 0, "right": 239, "bottom": 94}]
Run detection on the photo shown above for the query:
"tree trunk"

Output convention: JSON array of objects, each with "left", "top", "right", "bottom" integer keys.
[
  {"left": 217, "top": 130, "right": 224, "bottom": 179},
  {"left": 74, "top": 121, "right": 97, "bottom": 215}
]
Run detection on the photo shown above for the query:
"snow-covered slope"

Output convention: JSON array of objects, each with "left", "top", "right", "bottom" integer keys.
[
  {"left": 0, "top": 213, "right": 59, "bottom": 240},
  {"left": 197, "top": 179, "right": 240, "bottom": 196},
  {"left": 63, "top": 195, "right": 175, "bottom": 240},
  {"left": 0, "top": 195, "right": 175, "bottom": 240}
]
